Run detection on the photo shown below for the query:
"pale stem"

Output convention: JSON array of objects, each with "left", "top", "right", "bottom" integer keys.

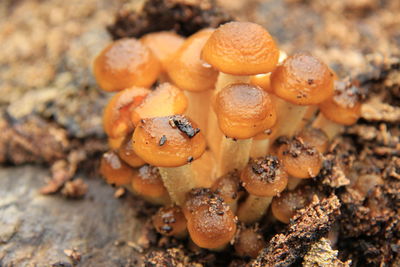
[
  {"left": 312, "top": 114, "right": 343, "bottom": 140},
  {"left": 216, "top": 137, "right": 252, "bottom": 177},
  {"left": 215, "top": 73, "right": 250, "bottom": 92},
  {"left": 250, "top": 139, "right": 270, "bottom": 158},
  {"left": 298, "top": 105, "right": 319, "bottom": 129},
  {"left": 287, "top": 177, "right": 303, "bottom": 191},
  {"left": 158, "top": 164, "right": 197, "bottom": 205},
  {"left": 268, "top": 99, "right": 308, "bottom": 145},
  {"left": 184, "top": 90, "right": 213, "bottom": 132},
  {"left": 237, "top": 195, "right": 273, "bottom": 224}
]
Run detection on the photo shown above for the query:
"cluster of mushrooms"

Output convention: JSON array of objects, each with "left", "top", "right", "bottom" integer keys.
[{"left": 94, "top": 21, "right": 362, "bottom": 254}]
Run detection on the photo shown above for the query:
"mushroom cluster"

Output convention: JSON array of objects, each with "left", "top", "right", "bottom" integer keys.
[{"left": 93, "top": 22, "right": 362, "bottom": 253}]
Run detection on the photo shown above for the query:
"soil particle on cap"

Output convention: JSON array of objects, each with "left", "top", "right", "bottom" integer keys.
[
  {"left": 108, "top": 0, "right": 232, "bottom": 39},
  {"left": 251, "top": 195, "right": 340, "bottom": 267},
  {"left": 159, "top": 135, "right": 167, "bottom": 146},
  {"left": 171, "top": 115, "right": 200, "bottom": 138},
  {"left": 251, "top": 156, "right": 281, "bottom": 183}
]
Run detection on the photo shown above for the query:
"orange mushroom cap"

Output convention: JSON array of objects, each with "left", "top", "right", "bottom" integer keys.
[
  {"left": 99, "top": 151, "right": 134, "bottom": 186},
  {"left": 277, "top": 137, "right": 323, "bottom": 179},
  {"left": 153, "top": 206, "right": 187, "bottom": 236},
  {"left": 271, "top": 185, "right": 321, "bottom": 223},
  {"left": 167, "top": 29, "right": 218, "bottom": 92},
  {"left": 131, "top": 83, "right": 188, "bottom": 125},
  {"left": 214, "top": 83, "right": 277, "bottom": 139},
  {"left": 234, "top": 225, "right": 265, "bottom": 258},
  {"left": 183, "top": 188, "right": 214, "bottom": 218},
  {"left": 270, "top": 53, "right": 334, "bottom": 105},
  {"left": 202, "top": 22, "right": 279, "bottom": 75},
  {"left": 186, "top": 194, "right": 237, "bottom": 249},
  {"left": 211, "top": 171, "right": 241, "bottom": 205},
  {"left": 132, "top": 115, "right": 206, "bottom": 167},
  {"left": 319, "top": 79, "right": 362, "bottom": 125},
  {"left": 119, "top": 136, "right": 146, "bottom": 167},
  {"left": 103, "top": 87, "right": 150, "bottom": 138},
  {"left": 240, "top": 156, "right": 288, "bottom": 197},
  {"left": 140, "top": 31, "right": 185, "bottom": 72},
  {"left": 297, "top": 127, "right": 329, "bottom": 154},
  {"left": 108, "top": 136, "right": 125, "bottom": 150},
  {"left": 131, "top": 164, "right": 168, "bottom": 198},
  {"left": 93, "top": 38, "right": 161, "bottom": 92}
]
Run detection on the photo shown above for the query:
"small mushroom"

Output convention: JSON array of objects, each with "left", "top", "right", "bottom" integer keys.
[
  {"left": 269, "top": 53, "right": 334, "bottom": 142},
  {"left": 153, "top": 206, "right": 187, "bottom": 238},
  {"left": 277, "top": 137, "right": 323, "bottom": 190},
  {"left": 131, "top": 164, "right": 170, "bottom": 205},
  {"left": 234, "top": 224, "right": 266, "bottom": 258},
  {"left": 297, "top": 127, "right": 329, "bottom": 154},
  {"left": 313, "top": 79, "right": 362, "bottom": 140},
  {"left": 211, "top": 170, "right": 241, "bottom": 212},
  {"left": 185, "top": 192, "right": 237, "bottom": 249},
  {"left": 103, "top": 87, "right": 150, "bottom": 139},
  {"left": 132, "top": 115, "right": 206, "bottom": 205},
  {"left": 237, "top": 156, "right": 288, "bottom": 223},
  {"left": 99, "top": 151, "right": 134, "bottom": 186},
  {"left": 93, "top": 38, "right": 161, "bottom": 92},
  {"left": 167, "top": 29, "right": 218, "bottom": 131},
  {"left": 119, "top": 136, "right": 146, "bottom": 167},
  {"left": 214, "top": 83, "right": 276, "bottom": 176}
]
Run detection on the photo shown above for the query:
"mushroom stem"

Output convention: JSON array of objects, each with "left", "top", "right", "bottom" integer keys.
[
  {"left": 184, "top": 90, "right": 213, "bottom": 131},
  {"left": 215, "top": 73, "right": 251, "bottom": 92},
  {"left": 216, "top": 137, "right": 252, "bottom": 177},
  {"left": 269, "top": 99, "right": 308, "bottom": 144},
  {"left": 312, "top": 114, "right": 343, "bottom": 140},
  {"left": 287, "top": 177, "right": 303, "bottom": 191},
  {"left": 298, "top": 105, "right": 319, "bottom": 129},
  {"left": 250, "top": 139, "right": 270, "bottom": 158},
  {"left": 158, "top": 165, "right": 197, "bottom": 205},
  {"left": 237, "top": 195, "right": 272, "bottom": 224}
]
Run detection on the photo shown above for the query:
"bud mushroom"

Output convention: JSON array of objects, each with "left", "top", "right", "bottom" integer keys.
[
  {"left": 234, "top": 224, "right": 265, "bottom": 258},
  {"left": 237, "top": 156, "right": 288, "bottom": 223},
  {"left": 153, "top": 206, "right": 187, "bottom": 238},
  {"left": 93, "top": 38, "right": 161, "bottom": 92},
  {"left": 99, "top": 151, "right": 134, "bottom": 186},
  {"left": 214, "top": 83, "right": 276, "bottom": 176},
  {"left": 277, "top": 137, "right": 323, "bottom": 190},
  {"left": 103, "top": 87, "right": 150, "bottom": 139},
  {"left": 211, "top": 170, "right": 241, "bottom": 212},
  {"left": 297, "top": 127, "right": 329, "bottom": 154},
  {"left": 118, "top": 136, "right": 146, "bottom": 167},
  {"left": 313, "top": 79, "right": 361, "bottom": 140},
  {"left": 186, "top": 192, "right": 237, "bottom": 249},
  {"left": 132, "top": 115, "right": 206, "bottom": 205},
  {"left": 131, "top": 164, "right": 170, "bottom": 205}
]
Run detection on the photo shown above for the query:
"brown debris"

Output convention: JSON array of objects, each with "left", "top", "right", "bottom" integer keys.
[
  {"left": 40, "top": 150, "right": 86, "bottom": 195},
  {"left": 251, "top": 195, "right": 340, "bottom": 267},
  {"left": 61, "top": 178, "right": 88, "bottom": 198},
  {"left": 107, "top": 0, "right": 232, "bottom": 39},
  {"left": 114, "top": 187, "right": 126, "bottom": 198},
  {"left": 63, "top": 248, "right": 81, "bottom": 264},
  {"left": 143, "top": 247, "right": 201, "bottom": 267},
  {"left": 303, "top": 238, "right": 351, "bottom": 267}
]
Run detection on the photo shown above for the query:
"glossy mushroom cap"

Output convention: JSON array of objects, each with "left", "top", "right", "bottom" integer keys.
[
  {"left": 277, "top": 137, "right": 323, "bottom": 179},
  {"left": 271, "top": 185, "right": 320, "bottom": 223},
  {"left": 131, "top": 83, "right": 188, "bottom": 125},
  {"left": 119, "top": 136, "right": 146, "bottom": 167},
  {"left": 140, "top": 31, "right": 185, "bottom": 71},
  {"left": 234, "top": 225, "right": 265, "bottom": 258},
  {"left": 93, "top": 38, "right": 161, "bottom": 92},
  {"left": 186, "top": 194, "right": 237, "bottom": 249},
  {"left": 241, "top": 156, "right": 288, "bottom": 197},
  {"left": 103, "top": 87, "right": 150, "bottom": 138},
  {"left": 167, "top": 29, "right": 218, "bottom": 92},
  {"left": 153, "top": 206, "right": 187, "bottom": 236},
  {"left": 108, "top": 136, "right": 125, "bottom": 150},
  {"left": 270, "top": 53, "right": 334, "bottom": 105},
  {"left": 99, "top": 151, "right": 134, "bottom": 186},
  {"left": 214, "top": 83, "right": 277, "bottom": 139},
  {"left": 297, "top": 127, "right": 329, "bottom": 154},
  {"left": 131, "top": 164, "right": 168, "bottom": 198},
  {"left": 211, "top": 171, "right": 241, "bottom": 206},
  {"left": 182, "top": 188, "right": 214, "bottom": 218},
  {"left": 319, "top": 79, "right": 362, "bottom": 125},
  {"left": 132, "top": 115, "right": 206, "bottom": 167},
  {"left": 202, "top": 22, "right": 279, "bottom": 75}
]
